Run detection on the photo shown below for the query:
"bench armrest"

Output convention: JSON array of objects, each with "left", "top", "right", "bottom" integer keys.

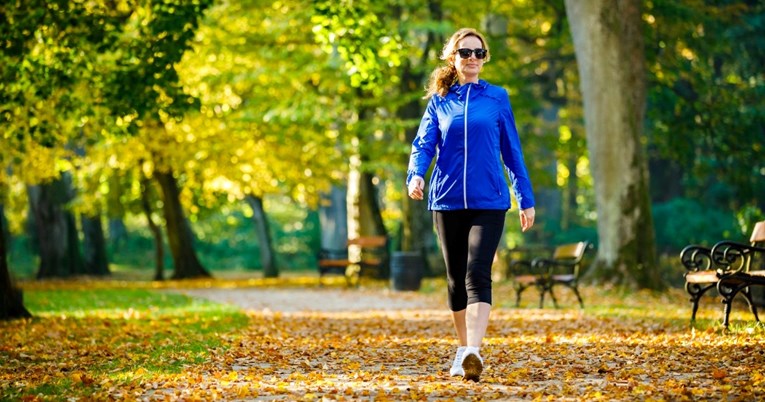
[
  {"left": 679, "top": 245, "right": 714, "bottom": 272},
  {"left": 710, "top": 241, "right": 765, "bottom": 275},
  {"left": 532, "top": 258, "right": 579, "bottom": 277},
  {"left": 509, "top": 259, "right": 546, "bottom": 276},
  {"left": 533, "top": 257, "right": 576, "bottom": 269}
]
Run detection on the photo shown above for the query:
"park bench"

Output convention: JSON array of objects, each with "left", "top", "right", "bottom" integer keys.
[
  {"left": 680, "top": 220, "right": 765, "bottom": 327},
  {"left": 709, "top": 221, "right": 765, "bottom": 328},
  {"left": 508, "top": 241, "right": 590, "bottom": 308},
  {"left": 318, "top": 235, "right": 388, "bottom": 287}
]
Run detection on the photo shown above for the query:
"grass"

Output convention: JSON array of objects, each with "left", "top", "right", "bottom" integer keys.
[{"left": 2, "top": 288, "right": 250, "bottom": 400}]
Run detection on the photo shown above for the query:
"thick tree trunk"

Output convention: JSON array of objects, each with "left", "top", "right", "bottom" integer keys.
[
  {"left": 565, "top": 0, "right": 661, "bottom": 289},
  {"left": 139, "top": 175, "right": 165, "bottom": 281},
  {"left": 81, "top": 214, "right": 110, "bottom": 276},
  {"left": 0, "top": 204, "right": 30, "bottom": 320},
  {"left": 245, "top": 194, "right": 277, "bottom": 278},
  {"left": 27, "top": 174, "right": 84, "bottom": 279},
  {"left": 154, "top": 170, "right": 210, "bottom": 279}
]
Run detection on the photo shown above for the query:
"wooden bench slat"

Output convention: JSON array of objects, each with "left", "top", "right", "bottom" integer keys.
[{"left": 318, "top": 235, "right": 388, "bottom": 287}]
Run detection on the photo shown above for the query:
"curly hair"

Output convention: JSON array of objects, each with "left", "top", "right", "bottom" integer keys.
[{"left": 424, "top": 28, "right": 490, "bottom": 99}]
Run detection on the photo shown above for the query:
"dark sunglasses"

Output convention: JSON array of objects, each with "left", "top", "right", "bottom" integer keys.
[{"left": 456, "top": 48, "right": 487, "bottom": 59}]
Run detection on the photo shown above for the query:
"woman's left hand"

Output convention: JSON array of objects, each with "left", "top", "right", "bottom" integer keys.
[{"left": 519, "top": 207, "right": 535, "bottom": 232}]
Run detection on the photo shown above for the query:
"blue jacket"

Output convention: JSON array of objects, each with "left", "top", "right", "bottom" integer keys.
[{"left": 406, "top": 80, "right": 535, "bottom": 211}]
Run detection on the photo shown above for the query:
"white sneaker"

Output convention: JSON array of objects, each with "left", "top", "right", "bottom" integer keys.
[
  {"left": 461, "top": 347, "right": 483, "bottom": 382},
  {"left": 449, "top": 346, "right": 466, "bottom": 376}
]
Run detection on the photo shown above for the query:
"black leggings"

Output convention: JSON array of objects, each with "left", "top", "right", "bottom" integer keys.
[{"left": 433, "top": 209, "right": 506, "bottom": 311}]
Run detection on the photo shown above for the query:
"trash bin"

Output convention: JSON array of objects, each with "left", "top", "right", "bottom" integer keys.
[{"left": 390, "top": 251, "right": 424, "bottom": 291}]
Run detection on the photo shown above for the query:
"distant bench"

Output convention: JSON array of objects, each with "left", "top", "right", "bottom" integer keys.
[
  {"left": 318, "top": 235, "right": 388, "bottom": 287},
  {"left": 507, "top": 241, "right": 591, "bottom": 308}
]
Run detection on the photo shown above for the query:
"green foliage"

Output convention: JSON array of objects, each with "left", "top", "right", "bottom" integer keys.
[
  {"left": 652, "top": 197, "right": 739, "bottom": 253},
  {"left": 105, "top": 0, "right": 213, "bottom": 131},
  {"left": 645, "top": 0, "right": 765, "bottom": 210},
  {"left": 0, "top": 0, "right": 133, "bottom": 183},
  {"left": 312, "top": 0, "right": 404, "bottom": 92},
  {"left": 3, "top": 0, "right": 765, "bottom": 284}
]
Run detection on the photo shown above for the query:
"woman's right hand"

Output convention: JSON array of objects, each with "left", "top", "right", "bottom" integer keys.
[{"left": 408, "top": 176, "right": 425, "bottom": 200}]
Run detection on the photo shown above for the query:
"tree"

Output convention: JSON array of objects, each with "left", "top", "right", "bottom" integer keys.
[
  {"left": 0, "top": 0, "right": 133, "bottom": 279},
  {"left": 564, "top": 0, "right": 661, "bottom": 288},
  {"left": 645, "top": 1, "right": 765, "bottom": 223},
  {"left": 104, "top": 0, "right": 214, "bottom": 279},
  {"left": 0, "top": 204, "right": 30, "bottom": 320}
]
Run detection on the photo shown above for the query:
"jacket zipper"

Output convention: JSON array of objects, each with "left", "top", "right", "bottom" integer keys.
[{"left": 463, "top": 85, "right": 471, "bottom": 209}]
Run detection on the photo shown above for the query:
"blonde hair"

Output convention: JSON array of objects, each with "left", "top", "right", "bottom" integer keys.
[{"left": 424, "top": 28, "right": 490, "bottom": 99}]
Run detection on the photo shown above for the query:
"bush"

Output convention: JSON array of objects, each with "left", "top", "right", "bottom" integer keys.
[{"left": 652, "top": 197, "right": 739, "bottom": 254}]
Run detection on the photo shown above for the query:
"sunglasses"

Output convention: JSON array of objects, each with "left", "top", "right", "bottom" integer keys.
[{"left": 456, "top": 48, "right": 487, "bottom": 59}]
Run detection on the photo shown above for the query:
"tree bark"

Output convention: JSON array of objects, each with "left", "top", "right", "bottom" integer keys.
[
  {"left": 319, "top": 186, "right": 348, "bottom": 252},
  {"left": 27, "top": 174, "right": 84, "bottom": 279},
  {"left": 356, "top": 169, "right": 390, "bottom": 279},
  {"left": 565, "top": 0, "right": 661, "bottom": 289},
  {"left": 245, "top": 194, "right": 277, "bottom": 278},
  {"left": 108, "top": 218, "right": 128, "bottom": 251},
  {"left": 0, "top": 203, "right": 30, "bottom": 320},
  {"left": 140, "top": 175, "right": 165, "bottom": 281},
  {"left": 398, "top": 67, "right": 432, "bottom": 257},
  {"left": 81, "top": 213, "right": 110, "bottom": 276},
  {"left": 154, "top": 170, "right": 210, "bottom": 279}
]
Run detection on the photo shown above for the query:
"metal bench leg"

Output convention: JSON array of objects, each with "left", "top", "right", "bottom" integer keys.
[
  {"left": 571, "top": 285, "right": 584, "bottom": 309},
  {"left": 718, "top": 281, "right": 747, "bottom": 329},
  {"left": 549, "top": 289, "right": 559, "bottom": 309},
  {"left": 742, "top": 287, "right": 761, "bottom": 322},
  {"left": 515, "top": 285, "right": 525, "bottom": 307}
]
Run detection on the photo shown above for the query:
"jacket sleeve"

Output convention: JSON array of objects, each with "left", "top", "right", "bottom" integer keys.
[
  {"left": 406, "top": 97, "right": 439, "bottom": 186},
  {"left": 498, "top": 90, "right": 535, "bottom": 210}
]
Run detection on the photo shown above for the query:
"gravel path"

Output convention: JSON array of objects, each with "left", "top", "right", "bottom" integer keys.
[{"left": 174, "top": 287, "right": 441, "bottom": 313}]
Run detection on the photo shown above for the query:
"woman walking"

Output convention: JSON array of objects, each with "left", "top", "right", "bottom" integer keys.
[{"left": 406, "top": 27, "right": 536, "bottom": 382}]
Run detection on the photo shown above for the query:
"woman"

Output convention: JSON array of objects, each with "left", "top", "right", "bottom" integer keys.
[{"left": 406, "top": 27, "right": 536, "bottom": 382}]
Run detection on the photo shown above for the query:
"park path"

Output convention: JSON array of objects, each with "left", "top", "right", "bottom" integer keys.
[
  {"left": 175, "top": 286, "right": 441, "bottom": 313},
  {"left": 150, "top": 286, "right": 761, "bottom": 401},
  {"left": 159, "top": 286, "right": 547, "bottom": 401}
]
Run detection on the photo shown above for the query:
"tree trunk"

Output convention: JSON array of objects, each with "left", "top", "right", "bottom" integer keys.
[
  {"left": 81, "top": 213, "right": 110, "bottom": 276},
  {"left": 154, "top": 170, "right": 210, "bottom": 279},
  {"left": 108, "top": 218, "right": 128, "bottom": 251},
  {"left": 398, "top": 68, "right": 432, "bottom": 259},
  {"left": 565, "top": 0, "right": 661, "bottom": 289},
  {"left": 319, "top": 186, "right": 348, "bottom": 252},
  {"left": 535, "top": 105, "right": 564, "bottom": 244},
  {"left": 140, "top": 175, "right": 165, "bottom": 281},
  {"left": 563, "top": 142, "right": 579, "bottom": 231},
  {"left": 245, "top": 194, "right": 277, "bottom": 278},
  {"left": 27, "top": 174, "right": 84, "bottom": 279},
  {"left": 348, "top": 165, "right": 390, "bottom": 279},
  {"left": 0, "top": 203, "right": 30, "bottom": 320}
]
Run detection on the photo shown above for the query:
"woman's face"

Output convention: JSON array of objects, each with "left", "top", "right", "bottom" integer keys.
[{"left": 453, "top": 35, "right": 485, "bottom": 83}]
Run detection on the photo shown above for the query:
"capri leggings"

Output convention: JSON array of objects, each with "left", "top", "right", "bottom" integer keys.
[{"left": 433, "top": 209, "right": 506, "bottom": 311}]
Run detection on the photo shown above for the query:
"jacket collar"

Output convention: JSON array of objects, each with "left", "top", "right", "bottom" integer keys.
[{"left": 450, "top": 79, "right": 488, "bottom": 101}]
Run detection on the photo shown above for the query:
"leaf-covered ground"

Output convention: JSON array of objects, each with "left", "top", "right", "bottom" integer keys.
[{"left": 2, "top": 276, "right": 765, "bottom": 401}]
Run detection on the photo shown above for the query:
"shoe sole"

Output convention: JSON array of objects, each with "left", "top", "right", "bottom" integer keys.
[{"left": 462, "top": 353, "right": 482, "bottom": 382}]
